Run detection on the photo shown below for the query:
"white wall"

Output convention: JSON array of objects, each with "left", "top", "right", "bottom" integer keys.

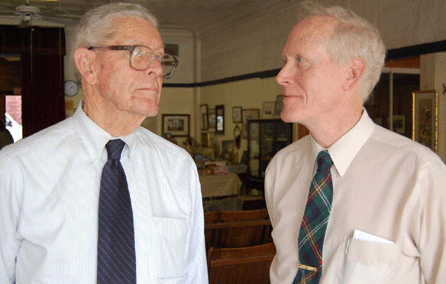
[{"left": 160, "top": 29, "right": 196, "bottom": 84}]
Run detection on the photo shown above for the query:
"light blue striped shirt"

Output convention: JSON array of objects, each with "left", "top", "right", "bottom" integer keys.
[{"left": 0, "top": 107, "right": 208, "bottom": 284}]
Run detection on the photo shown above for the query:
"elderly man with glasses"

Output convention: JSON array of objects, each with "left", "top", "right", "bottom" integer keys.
[{"left": 0, "top": 3, "right": 207, "bottom": 284}]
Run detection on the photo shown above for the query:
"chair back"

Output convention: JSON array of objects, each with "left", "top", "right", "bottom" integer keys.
[
  {"left": 217, "top": 209, "right": 271, "bottom": 247},
  {"left": 207, "top": 242, "right": 275, "bottom": 284},
  {"left": 219, "top": 208, "right": 269, "bottom": 222},
  {"left": 204, "top": 211, "right": 220, "bottom": 252}
]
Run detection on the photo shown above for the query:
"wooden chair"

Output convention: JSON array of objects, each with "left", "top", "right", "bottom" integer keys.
[
  {"left": 219, "top": 208, "right": 269, "bottom": 222},
  {"left": 216, "top": 209, "right": 272, "bottom": 247},
  {"left": 204, "top": 211, "right": 220, "bottom": 253},
  {"left": 207, "top": 242, "right": 275, "bottom": 284}
]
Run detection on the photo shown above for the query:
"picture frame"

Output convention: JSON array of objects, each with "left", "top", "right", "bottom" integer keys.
[
  {"left": 162, "top": 114, "right": 190, "bottom": 137},
  {"left": 262, "top": 101, "right": 275, "bottom": 119},
  {"left": 208, "top": 108, "right": 216, "bottom": 129},
  {"left": 273, "top": 95, "right": 284, "bottom": 118},
  {"left": 242, "top": 108, "right": 260, "bottom": 138},
  {"left": 200, "top": 104, "right": 209, "bottom": 130},
  {"left": 232, "top": 106, "right": 242, "bottom": 123},
  {"left": 215, "top": 105, "right": 225, "bottom": 135},
  {"left": 392, "top": 115, "right": 405, "bottom": 134},
  {"left": 412, "top": 90, "right": 438, "bottom": 153}
]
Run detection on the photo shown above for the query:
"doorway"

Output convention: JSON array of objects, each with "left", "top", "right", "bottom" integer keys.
[
  {"left": 0, "top": 55, "right": 22, "bottom": 142},
  {"left": 5, "top": 94, "right": 22, "bottom": 142}
]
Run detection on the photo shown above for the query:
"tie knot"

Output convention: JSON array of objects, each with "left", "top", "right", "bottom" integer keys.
[
  {"left": 316, "top": 150, "right": 333, "bottom": 171},
  {"left": 106, "top": 139, "right": 126, "bottom": 160}
]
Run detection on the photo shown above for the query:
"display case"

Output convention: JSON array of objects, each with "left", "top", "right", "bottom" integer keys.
[{"left": 247, "top": 119, "right": 292, "bottom": 179}]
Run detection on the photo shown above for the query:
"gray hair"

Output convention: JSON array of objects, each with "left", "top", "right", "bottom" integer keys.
[
  {"left": 301, "top": 2, "right": 386, "bottom": 102},
  {"left": 72, "top": 2, "right": 158, "bottom": 82}
]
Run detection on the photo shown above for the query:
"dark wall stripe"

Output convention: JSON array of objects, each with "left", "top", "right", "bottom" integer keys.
[
  {"left": 386, "top": 40, "right": 446, "bottom": 61},
  {"left": 164, "top": 40, "right": 446, "bottom": 88},
  {"left": 164, "top": 69, "right": 281, "bottom": 88}
]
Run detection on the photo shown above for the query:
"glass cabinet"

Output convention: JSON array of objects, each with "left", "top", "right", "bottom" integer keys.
[{"left": 247, "top": 119, "right": 292, "bottom": 179}]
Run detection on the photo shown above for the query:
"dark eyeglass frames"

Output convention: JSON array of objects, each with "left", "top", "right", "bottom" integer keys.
[{"left": 87, "top": 45, "right": 179, "bottom": 79}]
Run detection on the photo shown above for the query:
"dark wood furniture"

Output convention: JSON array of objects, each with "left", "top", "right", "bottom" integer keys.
[
  {"left": 246, "top": 119, "right": 292, "bottom": 193},
  {"left": 207, "top": 242, "right": 276, "bottom": 284},
  {"left": 204, "top": 209, "right": 272, "bottom": 249},
  {"left": 204, "top": 211, "right": 220, "bottom": 253}
]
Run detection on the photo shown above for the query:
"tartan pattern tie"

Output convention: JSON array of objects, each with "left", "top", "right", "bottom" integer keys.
[
  {"left": 97, "top": 139, "right": 136, "bottom": 284},
  {"left": 293, "top": 150, "right": 333, "bottom": 284}
]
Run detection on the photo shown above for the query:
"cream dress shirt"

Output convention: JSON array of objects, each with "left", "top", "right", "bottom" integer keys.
[
  {"left": 0, "top": 107, "right": 208, "bottom": 284},
  {"left": 265, "top": 111, "right": 446, "bottom": 284}
]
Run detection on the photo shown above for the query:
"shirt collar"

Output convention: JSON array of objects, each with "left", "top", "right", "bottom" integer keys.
[
  {"left": 309, "top": 109, "right": 375, "bottom": 176},
  {"left": 74, "top": 104, "right": 136, "bottom": 163}
]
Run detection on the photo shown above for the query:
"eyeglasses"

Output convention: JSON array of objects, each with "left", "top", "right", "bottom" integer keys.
[{"left": 87, "top": 45, "right": 179, "bottom": 79}]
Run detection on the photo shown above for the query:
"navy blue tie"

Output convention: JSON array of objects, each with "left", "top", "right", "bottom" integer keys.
[{"left": 97, "top": 139, "right": 136, "bottom": 284}]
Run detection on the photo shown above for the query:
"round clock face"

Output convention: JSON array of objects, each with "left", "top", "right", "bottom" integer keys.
[{"left": 64, "top": 80, "right": 79, "bottom": 97}]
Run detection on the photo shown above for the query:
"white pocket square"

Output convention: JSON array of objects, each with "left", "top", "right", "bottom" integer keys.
[{"left": 352, "top": 230, "right": 394, "bottom": 244}]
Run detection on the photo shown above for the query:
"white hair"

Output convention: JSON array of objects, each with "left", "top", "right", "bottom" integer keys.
[
  {"left": 302, "top": 2, "right": 386, "bottom": 102},
  {"left": 71, "top": 3, "right": 158, "bottom": 82}
]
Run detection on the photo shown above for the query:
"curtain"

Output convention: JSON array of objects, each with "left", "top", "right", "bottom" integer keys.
[{"left": 0, "top": 25, "right": 66, "bottom": 138}]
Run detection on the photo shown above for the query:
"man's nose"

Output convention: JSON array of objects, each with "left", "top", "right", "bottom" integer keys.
[{"left": 276, "top": 66, "right": 293, "bottom": 85}]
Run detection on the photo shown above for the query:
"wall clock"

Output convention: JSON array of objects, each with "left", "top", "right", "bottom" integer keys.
[{"left": 64, "top": 80, "right": 79, "bottom": 97}]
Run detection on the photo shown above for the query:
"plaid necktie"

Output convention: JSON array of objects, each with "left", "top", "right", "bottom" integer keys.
[
  {"left": 293, "top": 150, "right": 333, "bottom": 284},
  {"left": 97, "top": 139, "right": 136, "bottom": 284}
]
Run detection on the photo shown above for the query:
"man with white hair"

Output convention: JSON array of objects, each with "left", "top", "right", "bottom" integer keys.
[
  {"left": 266, "top": 2, "right": 446, "bottom": 283},
  {"left": 0, "top": 3, "right": 207, "bottom": 283}
]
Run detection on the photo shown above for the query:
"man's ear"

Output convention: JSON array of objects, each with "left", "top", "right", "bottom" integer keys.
[
  {"left": 74, "top": 48, "right": 98, "bottom": 85},
  {"left": 343, "top": 57, "right": 365, "bottom": 91}
]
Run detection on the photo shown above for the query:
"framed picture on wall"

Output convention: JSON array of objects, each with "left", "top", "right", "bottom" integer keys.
[
  {"left": 262, "top": 101, "right": 275, "bottom": 119},
  {"left": 215, "top": 105, "right": 225, "bottom": 135},
  {"left": 412, "top": 90, "right": 438, "bottom": 153},
  {"left": 242, "top": 108, "right": 260, "bottom": 139},
  {"left": 392, "top": 115, "right": 405, "bottom": 134},
  {"left": 200, "top": 104, "right": 208, "bottom": 130},
  {"left": 162, "top": 114, "right": 190, "bottom": 137},
  {"left": 233, "top": 106, "right": 242, "bottom": 123},
  {"left": 208, "top": 108, "right": 216, "bottom": 129}
]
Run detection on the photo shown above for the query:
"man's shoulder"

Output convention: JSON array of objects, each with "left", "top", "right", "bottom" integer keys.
[
  {"left": 371, "top": 125, "right": 444, "bottom": 169},
  {"left": 0, "top": 118, "right": 76, "bottom": 161}
]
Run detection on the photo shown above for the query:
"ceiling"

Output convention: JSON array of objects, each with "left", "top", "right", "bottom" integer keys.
[{"left": 0, "top": 0, "right": 293, "bottom": 36}]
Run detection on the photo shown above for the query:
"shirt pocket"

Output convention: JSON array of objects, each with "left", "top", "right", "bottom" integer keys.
[
  {"left": 340, "top": 239, "right": 399, "bottom": 284},
  {"left": 152, "top": 217, "right": 188, "bottom": 281}
]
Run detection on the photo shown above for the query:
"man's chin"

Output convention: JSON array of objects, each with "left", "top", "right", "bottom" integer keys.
[
  {"left": 144, "top": 110, "right": 159, "bottom": 118},
  {"left": 141, "top": 106, "right": 159, "bottom": 117},
  {"left": 135, "top": 99, "right": 159, "bottom": 117},
  {"left": 280, "top": 111, "right": 296, "bottom": 123}
]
